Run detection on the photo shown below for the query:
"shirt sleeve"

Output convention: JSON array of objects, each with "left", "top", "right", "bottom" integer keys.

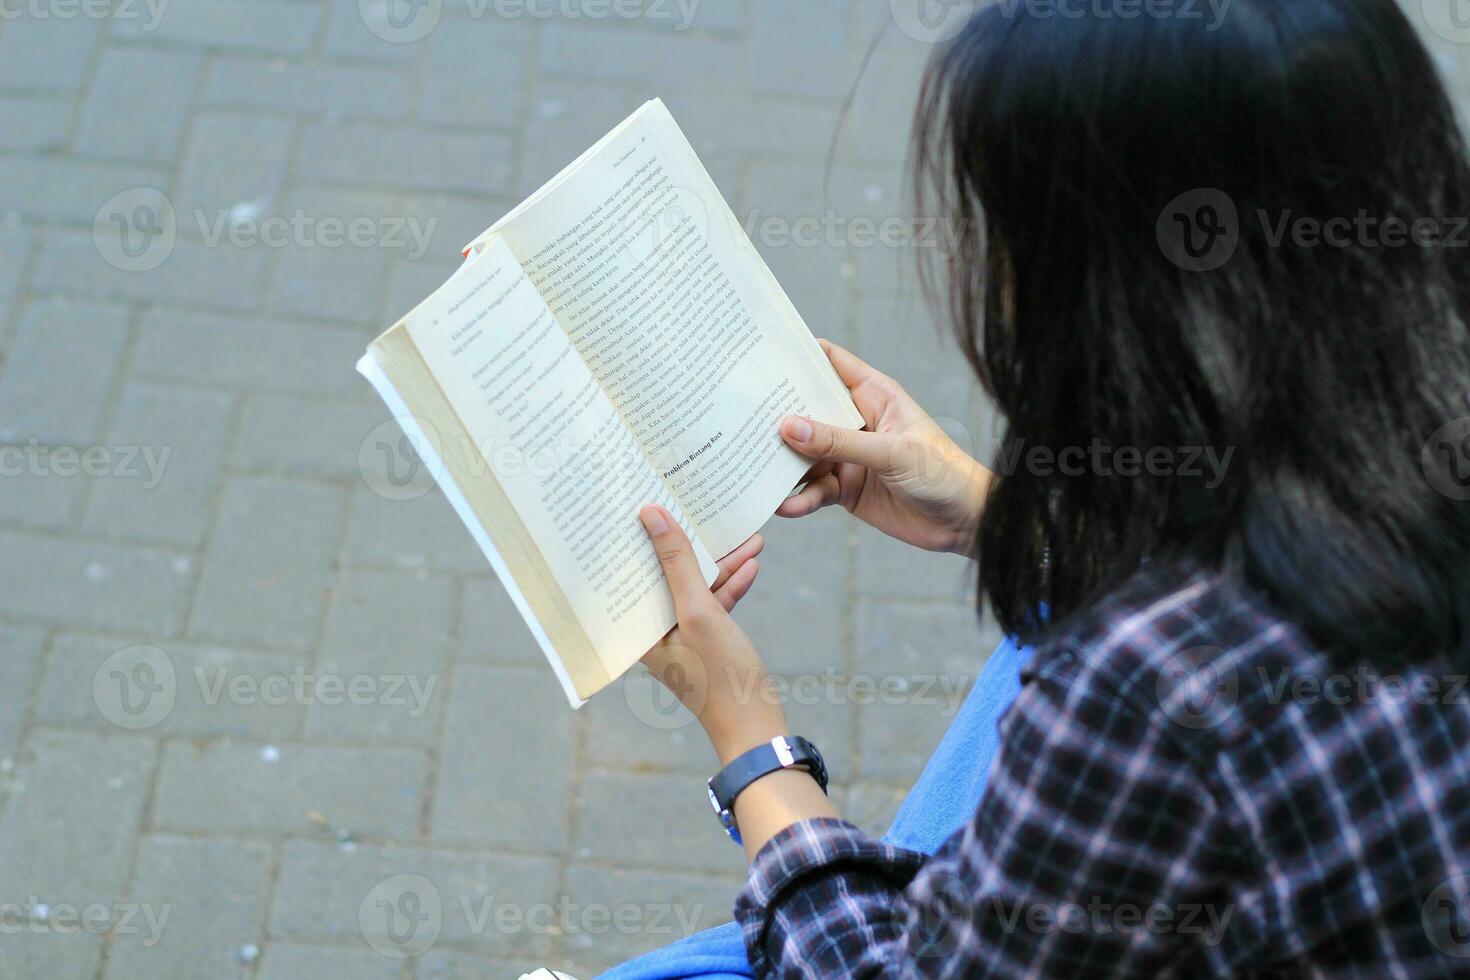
[
  {"left": 733, "top": 646, "right": 1235, "bottom": 978},
  {"left": 735, "top": 817, "right": 929, "bottom": 977}
]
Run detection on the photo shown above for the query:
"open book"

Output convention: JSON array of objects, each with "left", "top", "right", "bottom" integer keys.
[{"left": 357, "top": 99, "right": 864, "bottom": 707}]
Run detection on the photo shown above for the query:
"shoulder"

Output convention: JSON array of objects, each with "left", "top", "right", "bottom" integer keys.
[{"left": 1019, "top": 560, "right": 1332, "bottom": 747}]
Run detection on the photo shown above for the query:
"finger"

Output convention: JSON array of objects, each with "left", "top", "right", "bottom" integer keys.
[
  {"left": 818, "top": 338, "right": 889, "bottom": 391},
  {"left": 776, "top": 462, "right": 836, "bottom": 510},
  {"left": 712, "top": 533, "right": 764, "bottom": 591},
  {"left": 713, "top": 558, "right": 759, "bottom": 612},
  {"left": 796, "top": 458, "right": 836, "bottom": 486},
  {"left": 639, "top": 504, "right": 715, "bottom": 613},
  {"left": 781, "top": 414, "right": 894, "bottom": 472},
  {"left": 776, "top": 472, "right": 842, "bottom": 517}
]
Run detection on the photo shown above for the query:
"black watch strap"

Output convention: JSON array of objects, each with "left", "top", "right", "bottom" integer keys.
[{"left": 707, "top": 735, "right": 828, "bottom": 844}]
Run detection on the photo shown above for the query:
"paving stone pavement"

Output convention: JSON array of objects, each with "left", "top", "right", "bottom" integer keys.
[{"left": 0, "top": 2, "right": 1466, "bottom": 978}]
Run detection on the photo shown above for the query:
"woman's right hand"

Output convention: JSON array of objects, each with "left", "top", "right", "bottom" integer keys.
[{"left": 778, "top": 340, "right": 993, "bottom": 555}]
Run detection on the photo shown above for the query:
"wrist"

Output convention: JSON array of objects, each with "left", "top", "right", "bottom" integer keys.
[
  {"left": 708, "top": 734, "right": 832, "bottom": 852},
  {"left": 945, "top": 460, "right": 992, "bottom": 556},
  {"left": 692, "top": 666, "right": 789, "bottom": 763},
  {"left": 730, "top": 765, "right": 838, "bottom": 858},
  {"left": 703, "top": 704, "right": 789, "bottom": 765}
]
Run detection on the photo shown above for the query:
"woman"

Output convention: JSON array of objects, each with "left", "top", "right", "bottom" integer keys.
[{"left": 636, "top": 0, "right": 1470, "bottom": 975}]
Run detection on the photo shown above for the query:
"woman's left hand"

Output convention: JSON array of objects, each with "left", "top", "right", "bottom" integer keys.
[{"left": 638, "top": 504, "right": 789, "bottom": 763}]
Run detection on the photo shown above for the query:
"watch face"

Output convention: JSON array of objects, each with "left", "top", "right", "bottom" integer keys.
[{"left": 706, "top": 784, "right": 721, "bottom": 814}]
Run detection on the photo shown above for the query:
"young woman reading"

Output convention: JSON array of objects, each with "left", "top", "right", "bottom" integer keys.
[{"left": 633, "top": 0, "right": 1470, "bottom": 974}]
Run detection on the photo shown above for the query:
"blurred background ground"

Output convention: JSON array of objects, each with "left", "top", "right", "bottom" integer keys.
[{"left": 0, "top": 1, "right": 1464, "bottom": 977}]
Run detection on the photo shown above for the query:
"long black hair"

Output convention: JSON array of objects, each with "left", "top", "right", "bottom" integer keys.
[{"left": 914, "top": 0, "right": 1470, "bottom": 662}]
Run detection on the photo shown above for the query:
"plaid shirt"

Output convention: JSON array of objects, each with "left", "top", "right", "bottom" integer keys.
[{"left": 733, "top": 563, "right": 1470, "bottom": 977}]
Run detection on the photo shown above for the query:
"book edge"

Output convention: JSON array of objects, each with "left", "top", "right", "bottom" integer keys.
[
  {"left": 356, "top": 351, "right": 589, "bottom": 709},
  {"left": 460, "top": 98, "right": 665, "bottom": 258}
]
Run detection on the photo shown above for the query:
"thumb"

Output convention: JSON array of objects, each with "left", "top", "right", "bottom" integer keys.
[
  {"left": 781, "top": 415, "right": 894, "bottom": 473},
  {"left": 639, "top": 505, "right": 713, "bottom": 615}
]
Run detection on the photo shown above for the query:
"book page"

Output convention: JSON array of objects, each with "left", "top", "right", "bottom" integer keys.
[
  {"left": 473, "top": 100, "right": 864, "bottom": 559},
  {"left": 402, "top": 236, "right": 718, "bottom": 677},
  {"left": 357, "top": 352, "right": 591, "bottom": 706}
]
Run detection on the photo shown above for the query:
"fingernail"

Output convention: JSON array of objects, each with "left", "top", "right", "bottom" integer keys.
[
  {"left": 785, "top": 417, "right": 812, "bottom": 442},
  {"left": 639, "top": 505, "right": 669, "bottom": 535}
]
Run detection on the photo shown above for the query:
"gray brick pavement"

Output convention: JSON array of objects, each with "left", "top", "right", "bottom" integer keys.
[
  {"left": 103, "top": 835, "right": 272, "bottom": 980},
  {"left": 0, "top": 2, "right": 1463, "bottom": 977}
]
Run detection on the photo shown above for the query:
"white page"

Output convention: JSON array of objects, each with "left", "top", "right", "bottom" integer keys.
[
  {"left": 400, "top": 239, "right": 717, "bottom": 682},
  {"left": 470, "top": 100, "right": 863, "bottom": 558},
  {"left": 356, "top": 351, "right": 587, "bottom": 708}
]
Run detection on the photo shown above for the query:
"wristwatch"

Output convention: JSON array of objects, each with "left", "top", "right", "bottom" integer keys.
[{"left": 707, "top": 735, "right": 828, "bottom": 845}]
